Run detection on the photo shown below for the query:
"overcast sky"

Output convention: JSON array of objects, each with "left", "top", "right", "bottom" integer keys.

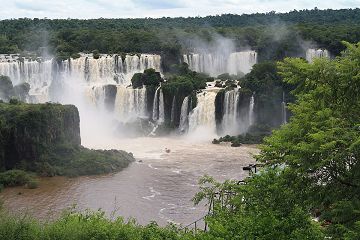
[{"left": 0, "top": 0, "right": 359, "bottom": 19}]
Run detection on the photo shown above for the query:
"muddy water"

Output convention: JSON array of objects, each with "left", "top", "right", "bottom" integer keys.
[{"left": 0, "top": 137, "right": 258, "bottom": 226}]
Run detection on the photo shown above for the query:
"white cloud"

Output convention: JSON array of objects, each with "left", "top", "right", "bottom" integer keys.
[{"left": 0, "top": 0, "right": 359, "bottom": 19}]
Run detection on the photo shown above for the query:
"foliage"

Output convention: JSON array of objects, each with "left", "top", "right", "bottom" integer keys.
[
  {"left": 163, "top": 63, "right": 209, "bottom": 95},
  {"left": 212, "top": 125, "right": 270, "bottom": 145},
  {"left": 0, "top": 76, "right": 30, "bottom": 102},
  {"left": 0, "top": 209, "right": 196, "bottom": 240},
  {"left": 0, "top": 9, "right": 359, "bottom": 61},
  {"left": 0, "top": 102, "right": 134, "bottom": 179},
  {"left": 92, "top": 49, "right": 100, "bottom": 59},
  {"left": 197, "top": 41, "right": 360, "bottom": 240},
  {"left": 240, "top": 61, "right": 291, "bottom": 126},
  {"left": 40, "top": 144, "right": 134, "bottom": 177},
  {"left": 0, "top": 170, "right": 37, "bottom": 188},
  {"left": 131, "top": 68, "right": 162, "bottom": 88},
  {"left": 193, "top": 171, "right": 324, "bottom": 239},
  {"left": 256, "top": 41, "right": 360, "bottom": 238}
]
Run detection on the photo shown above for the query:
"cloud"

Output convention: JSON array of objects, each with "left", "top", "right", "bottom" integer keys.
[
  {"left": 133, "top": 0, "right": 185, "bottom": 9},
  {"left": 14, "top": 1, "right": 45, "bottom": 12},
  {"left": 0, "top": 0, "right": 359, "bottom": 19}
]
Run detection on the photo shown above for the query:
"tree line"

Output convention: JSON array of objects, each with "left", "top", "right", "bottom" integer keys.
[{"left": 0, "top": 8, "right": 360, "bottom": 64}]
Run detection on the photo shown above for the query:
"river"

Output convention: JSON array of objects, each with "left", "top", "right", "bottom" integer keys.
[{"left": 0, "top": 137, "right": 258, "bottom": 226}]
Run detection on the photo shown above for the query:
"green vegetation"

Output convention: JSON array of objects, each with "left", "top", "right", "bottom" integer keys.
[
  {"left": 0, "top": 102, "right": 134, "bottom": 186},
  {"left": 37, "top": 144, "right": 134, "bottom": 177},
  {"left": 1, "top": 9, "right": 359, "bottom": 65},
  {"left": 160, "top": 63, "right": 210, "bottom": 125},
  {"left": 164, "top": 63, "right": 213, "bottom": 94},
  {"left": 0, "top": 76, "right": 30, "bottom": 102},
  {"left": 131, "top": 68, "right": 162, "bottom": 88},
  {"left": 0, "top": 170, "right": 37, "bottom": 189},
  {"left": 212, "top": 124, "right": 272, "bottom": 145},
  {"left": 0, "top": 210, "right": 196, "bottom": 240},
  {"left": 204, "top": 41, "right": 360, "bottom": 239},
  {"left": 240, "top": 61, "right": 291, "bottom": 126},
  {"left": 0, "top": 40, "right": 359, "bottom": 240}
]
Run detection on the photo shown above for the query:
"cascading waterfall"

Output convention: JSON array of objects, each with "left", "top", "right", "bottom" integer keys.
[
  {"left": 222, "top": 89, "right": 240, "bottom": 135},
  {"left": 152, "top": 86, "right": 161, "bottom": 121},
  {"left": 158, "top": 89, "right": 165, "bottom": 123},
  {"left": 114, "top": 86, "right": 147, "bottom": 122},
  {"left": 63, "top": 53, "right": 161, "bottom": 86},
  {"left": 0, "top": 53, "right": 161, "bottom": 126},
  {"left": 188, "top": 91, "right": 217, "bottom": 136},
  {"left": 249, "top": 94, "right": 255, "bottom": 126},
  {"left": 86, "top": 85, "right": 106, "bottom": 109},
  {"left": 0, "top": 57, "right": 53, "bottom": 103},
  {"left": 170, "top": 96, "right": 176, "bottom": 123},
  {"left": 183, "top": 50, "right": 257, "bottom": 77},
  {"left": 179, "top": 96, "right": 189, "bottom": 132},
  {"left": 227, "top": 51, "right": 257, "bottom": 75},
  {"left": 0, "top": 52, "right": 264, "bottom": 138},
  {"left": 306, "top": 49, "right": 330, "bottom": 63}
]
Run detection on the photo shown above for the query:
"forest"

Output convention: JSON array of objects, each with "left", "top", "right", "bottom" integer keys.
[{"left": 0, "top": 8, "right": 360, "bottom": 64}]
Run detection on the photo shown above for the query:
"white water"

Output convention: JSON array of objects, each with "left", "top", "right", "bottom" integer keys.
[
  {"left": 170, "top": 96, "right": 176, "bottom": 123},
  {"left": 222, "top": 89, "right": 240, "bottom": 135},
  {"left": 158, "top": 89, "right": 165, "bottom": 123},
  {"left": 0, "top": 52, "right": 261, "bottom": 137},
  {"left": 0, "top": 58, "right": 53, "bottom": 102},
  {"left": 227, "top": 51, "right": 257, "bottom": 76},
  {"left": 152, "top": 86, "right": 161, "bottom": 121},
  {"left": 306, "top": 49, "right": 330, "bottom": 63},
  {"left": 0, "top": 53, "right": 162, "bottom": 137},
  {"left": 249, "top": 94, "right": 255, "bottom": 126},
  {"left": 114, "top": 86, "right": 147, "bottom": 122},
  {"left": 179, "top": 96, "right": 189, "bottom": 132},
  {"left": 188, "top": 91, "right": 217, "bottom": 140},
  {"left": 183, "top": 50, "right": 257, "bottom": 77}
]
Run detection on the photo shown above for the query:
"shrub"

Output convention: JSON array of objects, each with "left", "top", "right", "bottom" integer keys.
[
  {"left": 92, "top": 50, "right": 100, "bottom": 59},
  {"left": 0, "top": 170, "right": 33, "bottom": 187},
  {"left": 231, "top": 140, "right": 241, "bottom": 147}
]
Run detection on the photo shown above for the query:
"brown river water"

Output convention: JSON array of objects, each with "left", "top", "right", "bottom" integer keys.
[{"left": 0, "top": 137, "right": 258, "bottom": 226}]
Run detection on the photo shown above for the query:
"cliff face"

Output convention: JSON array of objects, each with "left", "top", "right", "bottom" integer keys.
[{"left": 0, "top": 102, "right": 81, "bottom": 170}]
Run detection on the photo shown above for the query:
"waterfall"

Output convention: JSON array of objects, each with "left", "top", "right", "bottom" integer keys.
[
  {"left": 188, "top": 91, "right": 217, "bottom": 135},
  {"left": 281, "top": 92, "right": 287, "bottom": 124},
  {"left": 179, "top": 96, "right": 189, "bottom": 132},
  {"left": 158, "top": 89, "right": 165, "bottom": 123},
  {"left": 249, "top": 93, "right": 255, "bottom": 126},
  {"left": 86, "top": 85, "right": 106, "bottom": 109},
  {"left": 227, "top": 51, "right": 257, "bottom": 75},
  {"left": 222, "top": 89, "right": 240, "bottom": 135},
  {"left": 0, "top": 52, "right": 161, "bottom": 115},
  {"left": 0, "top": 57, "right": 53, "bottom": 102},
  {"left": 64, "top": 53, "right": 161, "bottom": 86},
  {"left": 152, "top": 86, "right": 160, "bottom": 121},
  {"left": 306, "top": 49, "right": 330, "bottom": 63},
  {"left": 183, "top": 51, "right": 257, "bottom": 77},
  {"left": 170, "top": 96, "right": 176, "bottom": 123},
  {"left": 114, "top": 86, "right": 147, "bottom": 122}
]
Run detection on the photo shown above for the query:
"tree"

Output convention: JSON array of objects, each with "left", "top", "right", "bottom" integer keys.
[{"left": 258, "top": 42, "right": 360, "bottom": 238}]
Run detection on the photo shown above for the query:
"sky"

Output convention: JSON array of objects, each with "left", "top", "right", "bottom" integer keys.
[{"left": 0, "top": 0, "right": 359, "bottom": 19}]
